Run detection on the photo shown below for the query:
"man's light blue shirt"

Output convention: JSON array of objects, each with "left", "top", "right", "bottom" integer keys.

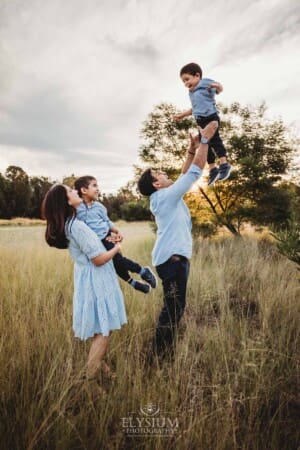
[
  {"left": 76, "top": 201, "right": 114, "bottom": 240},
  {"left": 150, "top": 164, "right": 202, "bottom": 266},
  {"left": 189, "top": 78, "right": 218, "bottom": 117}
]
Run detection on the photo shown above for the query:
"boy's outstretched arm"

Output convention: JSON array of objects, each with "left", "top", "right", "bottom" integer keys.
[
  {"left": 208, "top": 81, "right": 223, "bottom": 94},
  {"left": 173, "top": 108, "right": 192, "bottom": 121}
]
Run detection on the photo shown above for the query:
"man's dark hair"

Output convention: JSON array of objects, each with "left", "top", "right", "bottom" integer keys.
[
  {"left": 74, "top": 175, "right": 96, "bottom": 198},
  {"left": 180, "top": 62, "right": 202, "bottom": 78},
  {"left": 137, "top": 169, "right": 157, "bottom": 197}
]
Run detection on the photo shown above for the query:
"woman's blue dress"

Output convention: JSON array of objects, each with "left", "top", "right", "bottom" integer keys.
[{"left": 65, "top": 218, "right": 127, "bottom": 340}]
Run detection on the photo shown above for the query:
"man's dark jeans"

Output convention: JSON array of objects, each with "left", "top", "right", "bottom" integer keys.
[
  {"left": 197, "top": 112, "right": 226, "bottom": 164},
  {"left": 153, "top": 255, "right": 190, "bottom": 357},
  {"left": 102, "top": 232, "right": 141, "bottom": 282}
]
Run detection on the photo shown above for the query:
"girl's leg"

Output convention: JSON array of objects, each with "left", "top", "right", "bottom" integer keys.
[{"left": 87, "top": 334, "right": 109, "bottom": 378}]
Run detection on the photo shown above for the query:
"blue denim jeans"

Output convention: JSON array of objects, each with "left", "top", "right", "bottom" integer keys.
[{"left": 153, "top": 255, "right": 190, "bottom": 357}]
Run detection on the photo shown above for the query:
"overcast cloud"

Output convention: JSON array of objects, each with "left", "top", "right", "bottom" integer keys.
[{"left": 0, "top": 0, "right": 299, "bottom": 192}]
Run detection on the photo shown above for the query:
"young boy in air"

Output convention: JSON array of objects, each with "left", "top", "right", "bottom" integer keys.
[
  {"left": 74, "top": 175, "right": 157, "bottom": 294},
  {"left": 174, "top": 62, "right": 232, "bottom": 186}
]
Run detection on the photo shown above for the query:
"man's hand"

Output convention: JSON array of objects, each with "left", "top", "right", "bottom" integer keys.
[
  {"left": 188, "top": 132, "right": 199, "bottom": 154},
  {"left": 198, "top": 121, "right": 218, "bottom": 141}
]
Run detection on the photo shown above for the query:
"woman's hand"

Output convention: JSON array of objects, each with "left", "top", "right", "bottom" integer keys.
[
  {"left": 114, "top": 243, "right": 121, "bottom": 252},
  {"left": 105, "top": 232, "right": 123, "bottom": 243}
]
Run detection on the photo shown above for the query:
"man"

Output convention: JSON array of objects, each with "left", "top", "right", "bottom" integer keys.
[{"left": 137, "top": 121, "right": 218, "bottom": 359}]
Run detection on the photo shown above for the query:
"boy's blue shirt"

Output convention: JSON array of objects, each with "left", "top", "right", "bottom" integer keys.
[
  {"left": 150, "top": 164, "right": 202, "bottom": 267},
  {"left": 76, "top": 201, "right": 114, "bottom": 240},
  {"left": 189, "top": 77, "right": 218, "bottom": 117}
]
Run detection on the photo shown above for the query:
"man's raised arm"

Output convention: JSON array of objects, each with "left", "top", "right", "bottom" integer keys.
[{"left": 182, "top": 121, "right": 218, "bottom": 174}]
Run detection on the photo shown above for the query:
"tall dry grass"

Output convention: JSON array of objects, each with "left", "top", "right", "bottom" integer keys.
[{"left": 0, "top": 225, "right": 299, "bottom": 450}]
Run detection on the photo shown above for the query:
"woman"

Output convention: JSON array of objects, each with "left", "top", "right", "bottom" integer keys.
[{"left": 42, "top": 184, "right": 127, "bottom": 379}]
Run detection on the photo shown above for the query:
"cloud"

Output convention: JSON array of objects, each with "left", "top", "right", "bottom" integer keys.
[
  {"left": 213, "top": 0, "right": 300, "bottom": 66},
  {"left": 0, "top": 0, "right": 299, "bottom": 192},
  {"left": 105, "top": 35, "right": 161, "bottom": 65}
]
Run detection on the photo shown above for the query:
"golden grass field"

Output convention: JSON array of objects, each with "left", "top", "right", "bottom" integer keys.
[{"left": 0, "top": 222, "right": 299, "bottom": 450}]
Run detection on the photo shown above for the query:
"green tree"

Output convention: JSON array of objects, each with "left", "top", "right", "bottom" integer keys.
[
  {"left": 138, "top": 102, "right": 297, "bottom": 235},
  {"left": 120, "top": 199, "right": 152, "bottom": 221},
  {"left": 5, "top": 166, "right": 31, "bottom": 217},
  {"left": 272, "top": 218, "right": 300, "bottom": 270},
  {"left": 0, "top": 173, "right": 11, "bottom": 218},
  {"left": 63, "top": 175, "right": 76, "bottom": 188},
  {"left": 28, "top": 176, "right": 54, "bottom": 218},
  {"left": 139, "top": 102, "right": 195, "bottom": 178}
]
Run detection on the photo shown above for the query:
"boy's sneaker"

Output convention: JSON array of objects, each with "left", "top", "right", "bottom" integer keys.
[
  {"left": 207, "top": 167, "right": 220, "bottom": 186},
  {"left": 140, "top": 267, "right": 157, "bottom": 288},
  {"left": 218, "top": 163, "right": 232, "bottom": 181},
  {"left": 132, "top": 280, "right": 151, "bottom": 294}
]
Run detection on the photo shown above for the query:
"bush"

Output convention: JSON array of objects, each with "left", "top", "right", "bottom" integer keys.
[
  {"left": 192, "top": 221, "right": 218, "bottom": 239},
  {"left": 120, "top": 200, "right": 152, "bottom": 221}
]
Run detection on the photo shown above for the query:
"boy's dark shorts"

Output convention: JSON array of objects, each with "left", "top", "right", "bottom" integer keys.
[{"left": 196, "top": 112, "right": 220, "bottom": 128}]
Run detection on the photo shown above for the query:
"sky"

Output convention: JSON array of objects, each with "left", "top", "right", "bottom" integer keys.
[{"left": 0, "top": 0, "right": 299, "bottom": 193}]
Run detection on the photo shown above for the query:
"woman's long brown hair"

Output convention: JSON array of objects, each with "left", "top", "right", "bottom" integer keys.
[{"left": 42, "top": 184, "right": 74, "bottom": 249}]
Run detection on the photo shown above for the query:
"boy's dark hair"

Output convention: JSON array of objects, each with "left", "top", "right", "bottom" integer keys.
[
  {"left": 74, "top": 175, "right": 96, "bottom": 197},
  {"left": 180, "top": 62, "right": 202, "bottom": 78},
  {"left": 137, "top": 169, "right": 157, "bottom": 197}
]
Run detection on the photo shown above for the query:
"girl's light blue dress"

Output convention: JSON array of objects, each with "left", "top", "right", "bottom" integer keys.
[{"left": 65, "top": 218, "right": 127, "bottom": 340}]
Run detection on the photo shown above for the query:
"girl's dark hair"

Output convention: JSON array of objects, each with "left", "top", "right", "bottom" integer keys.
[
  {"left": 180, "top": 62, "right": 202, "bottom": 78},
  {"left": 41, "top": 184, "right": 74, "bottom": 249}
]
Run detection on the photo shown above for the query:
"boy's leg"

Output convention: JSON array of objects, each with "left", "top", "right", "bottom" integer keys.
[
  {"left": 112, "top": 252, "right": 156, "bottom": 290},
  {"left": 197, "top": 115, "right": 219, "bottom": 186},
  {"left": 207, "top": 145, "right": 217, "bottom": 166},
  {"left": 210, "top": 130, "right": 232, "bottom": 181},
  {"left": 113, "top": 252, "right": 140, "bottom": 280},
  {"left": 103, "top": 235, "right": 142, "bottom": 273},
  {"left": 209, "top": 129, "right": 227, "bottom": 160},
  {"left": 102, "top": 234, "right": 156, "bottom": 282},
  {"left": 199, "top": 129, "right": 217, "bottom": 166},
  {"left": 101, "top": 236, "right": 130, "bottom": 280},
  {"left": 102, "top": 236, "right": 151, "bottom": 294}
]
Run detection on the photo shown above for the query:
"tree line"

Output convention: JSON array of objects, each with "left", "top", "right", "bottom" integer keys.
[
  {"left": 0, "top": 167, "right": 53, "bottom": 219},
  {"left": 0, "top": 101, "right": 299, "bottom": 231},
  {"left": 0, "top": 167, "right": 151, "bottom": 221}
]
